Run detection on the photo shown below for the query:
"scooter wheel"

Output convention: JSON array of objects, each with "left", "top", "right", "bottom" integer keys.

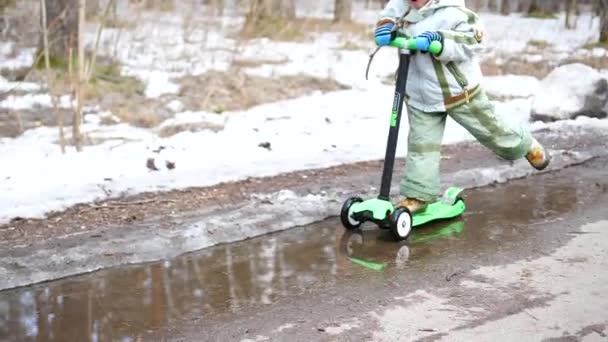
[
  {"left": 390, "top": 207, "right": 413, "bottom": 241},
  {"left": 340, "top": 197, "right": 363, "bottom": 230}
]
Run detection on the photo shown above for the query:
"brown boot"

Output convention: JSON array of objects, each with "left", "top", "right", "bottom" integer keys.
[
  {"left": 526, "top": 138, "right": 550, "bottom": 171},
  {"left": 398, "top": 197, "right": 428, "bottom": 214}
]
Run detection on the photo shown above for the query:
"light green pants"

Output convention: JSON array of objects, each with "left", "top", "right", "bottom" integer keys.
[{"left": 400, "top": 91, "right": 533, "bottom": 202}]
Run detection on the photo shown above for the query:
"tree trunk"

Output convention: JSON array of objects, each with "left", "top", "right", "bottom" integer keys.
[
  {"left": 86, "top": 0, "right": 99, "bottom": 18},
  {"left": 528, "top": 0, "right": 559, "bottom": 16},
  {"left": 487, "top": 0, "right": 498, "bottom": 12},
  {"left": 600, "top": 0, "right": 608, "bottom": 43},
  {"left": 334, "top": 0, "right": 352, "bottom": 23},
  {"left": 467, "top": 0, "right": 482, "bottom": 11},
  {"left": 41, "top": 0, "right": 79, "bottom": 62},
  {"left": 243, "top": 0, "right": 296, "bottom": 32},
  {"left": 500, "top": 0, "right": 510, "bottom": 14},
  {"left": 272, "top": 0, "right": 295, "bottom": 19},
  {"left": 565, "top": 0, "right": 578, "bottom": 29},
  {"left": 74, "top": 0, "right": 85, "bottom": 152},
  {"left": 518, "top": 0, "right": 531, "bottom": 12},
  {"left": 244, "top": 0, "right": 272, "bottom": 30},
  {"left": 145, "top": 0, "right": 174, "bottom": 11}
]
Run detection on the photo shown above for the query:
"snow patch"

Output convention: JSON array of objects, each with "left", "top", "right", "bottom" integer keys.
[
  {"left": 532, "top": 64, "right": 607, "bottom": 121},
  {"left": 0, "top": 46, "right": 35, "bottom": 71},
  {"left": 165, "top": 100, "right": 185, "bottom": 113},
  {"left": 0, "top": 76, "right": 42, "bottom": 92},
  {"left": 0, "top": 94, "right": 73, "bottom": 110},
  {"left": 483, "top": 75, "right": 540, "bottom": 99}
]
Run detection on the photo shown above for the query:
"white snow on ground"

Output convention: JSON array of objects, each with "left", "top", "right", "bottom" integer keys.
[
  {"left": 0, "top": 43, "right": 35, "bottom": 71},
  {"left": 482, "top": 75, "right": 540, "bottom": 99},
  {"left": 0, "top": 7, "right": 606, "bottom": 223},
  {"left": 84, "top": 9, "right": 602, "bottom": 101},
  {"left": 532, "top": 63, "right": 607, "bottom": 120},
  {"left": 480, "top": 13, "right": 600, "bottom": 54},
  {"left": 0, "top": 76, "right": 42, "bottom": 93},
  {"left": 0, "top": 94, "right": 73, "bottom": 111},
  {"left": 2, "top": 85, "right": 607, "bottom": 224}
]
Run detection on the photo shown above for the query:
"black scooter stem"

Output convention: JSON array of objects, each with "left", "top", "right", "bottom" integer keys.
[{"left": 378, "top": 51, "right": 410, "bottom": 200}]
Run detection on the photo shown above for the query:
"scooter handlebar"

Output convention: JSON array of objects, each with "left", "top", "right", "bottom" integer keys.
[{"left": 389, "top": 37, "right": 443, "bottom": 55}]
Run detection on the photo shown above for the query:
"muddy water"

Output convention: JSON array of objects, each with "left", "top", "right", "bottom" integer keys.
[{"left": 1, "top": 163, "right": 607, "bottom": 342}]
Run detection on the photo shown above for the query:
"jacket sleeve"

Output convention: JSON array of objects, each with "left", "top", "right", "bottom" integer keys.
[
  {"left": 434, "top": 8, "right": 484, "bottom": 63},
  {"left": 377, "top": 0, "right": 409, "bottom": 25}
]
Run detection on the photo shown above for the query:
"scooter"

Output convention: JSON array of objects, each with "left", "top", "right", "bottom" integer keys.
[{"left": 340, "top": 36, "right": 465, "bottom": 241}]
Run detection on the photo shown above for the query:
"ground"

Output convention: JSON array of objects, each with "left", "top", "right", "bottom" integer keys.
[
  {"left": 1, "top": 2, "right": 608, "bottom": 341},
  {"left": 2, "top": 149, "right": 607, "bottom": 342}
]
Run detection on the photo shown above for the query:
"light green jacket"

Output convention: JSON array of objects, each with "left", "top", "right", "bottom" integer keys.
[{"left": 379, "top": 0, "right": 485, "bottom": 112}]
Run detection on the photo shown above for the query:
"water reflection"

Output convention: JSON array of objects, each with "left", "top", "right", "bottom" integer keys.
[{"left": 0, "top": 225, "right": 346, "bottom": 342}]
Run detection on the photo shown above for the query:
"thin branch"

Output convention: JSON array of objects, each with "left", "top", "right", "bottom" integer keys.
[
  {"left": 86, "top": 0, "right": 117, "bottom": 82},
  {"left": 40, "top": 0, "right": 66, "bottom": 153}
]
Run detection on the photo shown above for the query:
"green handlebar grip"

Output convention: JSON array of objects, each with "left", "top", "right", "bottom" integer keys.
[
  {"left": 389, "top": 37, "right": 408, "bottom": 49},
  {"left": 429, "top": 40, "right": 443, "bottom": 54},
  {"left": 389, "top": 37, "right": 443, "bottom": 55}
]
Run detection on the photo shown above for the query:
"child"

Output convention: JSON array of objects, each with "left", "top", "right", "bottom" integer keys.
[{"left": 374, "top": 0, "right": 550, "bottom": 213}]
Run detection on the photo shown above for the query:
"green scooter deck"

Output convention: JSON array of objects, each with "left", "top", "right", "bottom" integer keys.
[
  {"left": 412, "top": 198, "right": 465, "bottom": 227},
  {"left": 412, "top": 186, "right": 465, "bottom": 226}
]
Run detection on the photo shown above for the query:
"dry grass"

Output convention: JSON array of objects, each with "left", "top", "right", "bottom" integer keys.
[
  {"left": 528, "top": 40, "right": 551, "bottom": 50},
  {"left": 158, "top": 121, "right": 225, "bottom": 138},
  {"left": 525, "top": 10, "right": 558, "bottom": 19},
  {"left": 84, "top": 62, "right": 145, "bottom": 100},
  {"left": 177, "top": 67, "right": 351, "bottom": 114},
  {"left": 559, "top": 56, "right": 608, "bottom": 70},
  {"left": 481, "top": 58, "right": 556, "bottom": 79},
  {"left": 231, "top": 57, "right": 289, "bottom": 69},
  {"left": 115, "top": 107, "right": 162, "bottom": 128}
]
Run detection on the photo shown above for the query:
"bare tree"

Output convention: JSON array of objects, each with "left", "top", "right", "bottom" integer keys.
[
  {"left": 272, "top": 0, "right": 295, "bottom": 19},
  {"left": 518, "top": 0, "right": 532, "bottom": 12},
  {"left": 86, "top": 0, "right": 99, "bottom": 18},
  {"left": 40, "top": 0, "right": 78, "bottom": 62},
  {"left": 145, "top": 0, "right": 175, "bottom": 10},
  {"left": 40, "top": 0, "right": 66, "bottom": 152},
  {"left": 243, "top": 0, "right": 296, "bottom": 34},
  {"left": 74, "top": 0, "right": 85, "bottom": 151},
  {"left": 500, "top": 0, "right": 510, "bottom": 14},
  {"left": 487, "top": 0, "right": 498, "bottom": 12},
  {"left": 334, "top": 0, "right": 352, "bottom": 22},
  {"left": 599, "top": 0, "right": 608, "bottom": 43},
  {"left": 528, "top": 0, "right": 561, "bottom": 16},
  {"left": 565, "top": 0, "right": 579, "bottom": 29}
]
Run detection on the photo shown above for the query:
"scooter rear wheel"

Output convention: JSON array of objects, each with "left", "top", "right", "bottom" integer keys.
[{"left": 340, "top": 197, "right": 363, "bottom": 230}]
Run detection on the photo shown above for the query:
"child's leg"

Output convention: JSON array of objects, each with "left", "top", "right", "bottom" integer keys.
[
  {"left": 400, "top": 105, "right": 447, "bottom": 203},
  {"left": 448, "top": 91, "right": 533, "bottom": 161}
]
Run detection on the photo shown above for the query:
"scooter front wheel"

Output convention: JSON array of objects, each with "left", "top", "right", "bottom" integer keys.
[
  {"left": 390, "top": 207, "right": 413, "bottom": 241},
  {"left": 340, "top": 197, "right": 363, "bottom": 230}
]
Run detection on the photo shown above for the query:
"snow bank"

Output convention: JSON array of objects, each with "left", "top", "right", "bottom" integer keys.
[
  {"left": 483, "top": 75, "right": 540, "bottom": 99},
  {"left": 480, "top": 13, "right": 599, "bottom": 54},
  {"left": 532, "top": 64, "right": 608, "bottom": 121}
]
